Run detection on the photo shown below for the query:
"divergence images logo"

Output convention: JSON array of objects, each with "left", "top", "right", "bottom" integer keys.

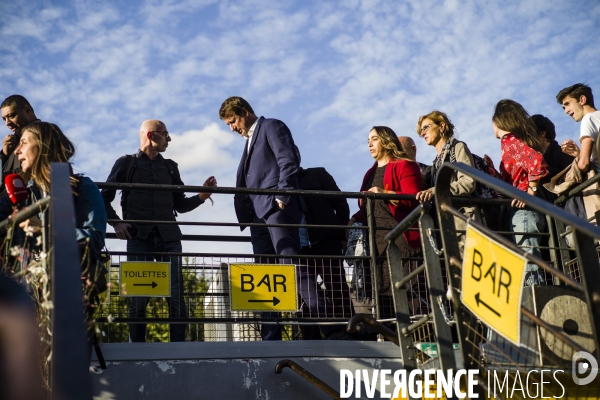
[{"left": 573, "top": 351, "right": 598, "bottom": 385}]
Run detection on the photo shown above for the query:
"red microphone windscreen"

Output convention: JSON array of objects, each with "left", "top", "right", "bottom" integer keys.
[{"left": 4, "top": 173, "right": 28, "bottom": 205}]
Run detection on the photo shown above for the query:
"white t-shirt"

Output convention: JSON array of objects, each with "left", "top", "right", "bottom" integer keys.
[{"left": 580, "top": 110, "right": 600, "bottom": 169}]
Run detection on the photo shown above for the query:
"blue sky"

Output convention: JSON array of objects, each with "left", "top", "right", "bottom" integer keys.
[{"left": 1, "top": 0, "right": 599, "bottom": 253}]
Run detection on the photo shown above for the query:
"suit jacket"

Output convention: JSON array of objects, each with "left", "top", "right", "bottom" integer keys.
[
  {"left": 234, "top": 117, "right": 299, "bottom": 225},
  {"left": 298, "top": 167, "right": 350, "bottom": 243}
]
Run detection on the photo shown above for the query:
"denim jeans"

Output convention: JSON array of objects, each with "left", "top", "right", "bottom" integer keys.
[
  {"left": 507, "top": 207, "right": 546, "bottom": 286},
  {"left": 127, "top": 231, "right": 187, "bottom": 342}
]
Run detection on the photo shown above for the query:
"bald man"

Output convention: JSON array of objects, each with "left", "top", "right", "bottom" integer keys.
[
  {"left": 398, "top": 135, "right": 432, "bottom": 189},
  {"left": 101, "top": 120, "right": 216, "bottom": 342}
]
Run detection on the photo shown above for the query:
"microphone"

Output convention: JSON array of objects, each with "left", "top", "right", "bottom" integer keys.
[{"left": 5, "top": 173, "right": 28, "bottom": 209}]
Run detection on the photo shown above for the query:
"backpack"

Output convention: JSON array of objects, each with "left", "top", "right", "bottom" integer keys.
[
  {"left": 72, "top": 174, "right": 109, "bottom": 295},
  {"left": 471, "top": 153, "right": 505, "bottom": 199},
  {"left": 447, "top": 140, "right": 505, "bottom": 199}
]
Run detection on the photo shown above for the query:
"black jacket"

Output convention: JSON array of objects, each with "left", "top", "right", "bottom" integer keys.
[
  {"left": 298, "top": 167, "right": 350, "bottom": 244},
  {"left": 101, "top": 151, "right": 203, "bottom": 241}
]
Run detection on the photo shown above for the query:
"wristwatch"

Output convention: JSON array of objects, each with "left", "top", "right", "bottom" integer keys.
[{"left": 528, "top": 185, "right": 538, "bottom": 193}]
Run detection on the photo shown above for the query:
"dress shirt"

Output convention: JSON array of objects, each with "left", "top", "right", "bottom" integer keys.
[{"left": 247, "top": 118, "right": 258, "bottom": 153}]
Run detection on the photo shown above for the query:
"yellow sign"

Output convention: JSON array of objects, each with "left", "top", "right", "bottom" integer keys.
[
  {"left": 461, "top": 225, "right": 527, "bottom": 345},
  {"left": 229, "top": 264, "right": 298, "bottom": 311},
  {"left": 120, "top": 261, "right": 171, "bottom": 297}
]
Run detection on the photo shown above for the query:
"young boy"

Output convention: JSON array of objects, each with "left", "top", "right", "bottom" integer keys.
[{"left": 557, "top": 83, "right": 600, "bottom": 171}]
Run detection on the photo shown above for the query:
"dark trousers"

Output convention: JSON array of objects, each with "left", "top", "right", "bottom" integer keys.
[
  {"left": 127, "top": 231, "right": 188, "bottom": 342},
  {"left": 250, "top": 200, "right": 302, "bottom": 341},
  {"left": 299, "top": 240, "right": 351, "bottom": 339}
]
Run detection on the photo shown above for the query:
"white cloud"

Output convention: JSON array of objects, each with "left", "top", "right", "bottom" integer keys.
[{"left": 168, "top": 123, "right": 239, "bottom": 181}]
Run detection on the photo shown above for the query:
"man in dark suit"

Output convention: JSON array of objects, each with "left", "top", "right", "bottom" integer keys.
[{"left": 219, "top": 97, "right": 302, "bottom": 341}]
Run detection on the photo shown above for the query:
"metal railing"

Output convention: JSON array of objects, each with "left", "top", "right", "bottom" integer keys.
[
  {"left": 361, "top": 201, "right": 459, "bottom": 383},
  {"left": 0, "top": 164, "right": 93, "bottom": 399},
  {"left": 275, "top": 359, "right": 341, "bottom": 399},
  {"left": 4, "top": 161, "right": 600, "bottom": 397},
  {"left": 95, "top": 181, "right": 413, "bottom": 341},
  {"left": 89, "top": 179, "right": 587, "bottom": 343},
  {"left": 433, "top": 161, "right": 600, "bottom": 398}
]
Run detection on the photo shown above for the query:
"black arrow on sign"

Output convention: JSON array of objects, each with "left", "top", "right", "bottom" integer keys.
[
  {"left": 248, "top": 297, "right": 281, "bottom": 306},
  {"left": 133, "top": 282, "right": 158, "bottom": 289},
  {"left": 475, "top": 293, "right": 501, "bottom": 317}
]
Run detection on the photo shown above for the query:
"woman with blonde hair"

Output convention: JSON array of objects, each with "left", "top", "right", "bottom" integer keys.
[
  {"left": 349, "top": 126, "right": 422, "bottom": 318},
  {"left": 415, "top": 111, "right": 476, "bottom": 204}
]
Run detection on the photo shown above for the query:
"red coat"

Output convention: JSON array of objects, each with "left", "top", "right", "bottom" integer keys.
[{"left": 352, "top": 159, "right": 422, "bottom": 248}]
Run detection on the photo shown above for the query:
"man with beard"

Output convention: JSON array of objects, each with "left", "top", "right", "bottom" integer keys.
[{"left": 1, "top": 95, "right": 39, "bottom": 177}]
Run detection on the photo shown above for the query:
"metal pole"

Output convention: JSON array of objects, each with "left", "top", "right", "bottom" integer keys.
[
  {"left": 419, "top": 212, "right": 458, "bottom": 376},
  {"left": 573, "top": 229, "right": 600, "bottom": 358},
  {"left": 275, "top": 359, "right": 341, "bottom": 399},
  {"left": 366, "top": 198, "right": 381, "bottom": 328},
  {"left": 50, "top": 163, "right": 92, "bottom": 399},
  {"left": 434, "top": 164, "right": 485, "bottom": 399}
]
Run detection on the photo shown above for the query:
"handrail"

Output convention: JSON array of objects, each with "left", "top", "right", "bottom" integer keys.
[
  {"left": 108, "top": 218, "right": 362, "bottom": 230},
  {"left": 106, "top": 250, "right": 370, "bottom": 259},
  {"left": 274, "top": 359, "right": 341, "bottom": 400},
  {"left": 346, "top": 314, "right": 399, "bottom": 345},
  {"left": 97, "top": 180, "right": 516, "bottom": 204},
  {"left": 0, "top": 196, "right": 51, "bottom": 235},
  {"left": 95, "top": 181, "right": 415, "bottom": 200},
  {"left": 553, "top": 172, "right": 600, "bottom": 205},
  {"left": 49, "top": 163, "right": 91, "bottom": 398},
  {"left": 401, "top": 314, "right": 432, "bottom": 336},
  {"left": 435, "top": 161, "right": 600, "bottom": 390},
  {"left": 107, "top": 218, "right": 549, "bottom": 235},
  {"left": 554, "top": 131, "right": 600, "bottom": 205},
  {"left": 105, "top": 232, "right": 252, "bottom": 242},
  {"left": 441, "top": 204, "right": 583, "bottom": 291},
  {"left": 384, "top": 202, "right": 431, "bottom": 242}
]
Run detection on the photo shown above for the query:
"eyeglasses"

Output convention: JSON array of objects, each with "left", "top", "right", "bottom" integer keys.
[
  {"left": 419, "top": 124, "right": 436, "bottom": 136},
  {"left": 151, "top": 131, "right": 170, "bottom": 139}
]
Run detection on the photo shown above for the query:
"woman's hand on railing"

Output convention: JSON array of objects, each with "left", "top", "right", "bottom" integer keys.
[
  {"left": 511, "top": 198, "right": 527, "bottom": 209},
  {"left": 416, "top": 189, "right": 434, "bottom": 203},
  {"left": 367, "top": 186, "right": 401, "bottom": 205},
  {"left": 511, "top": 186, "right": 538, "bottom": 209},
  {"left": 367, "top": 186, "right": 386, "bottom": 194},
  {"left": 18, "top": 215, "right": 42, "bottom": 235}
]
